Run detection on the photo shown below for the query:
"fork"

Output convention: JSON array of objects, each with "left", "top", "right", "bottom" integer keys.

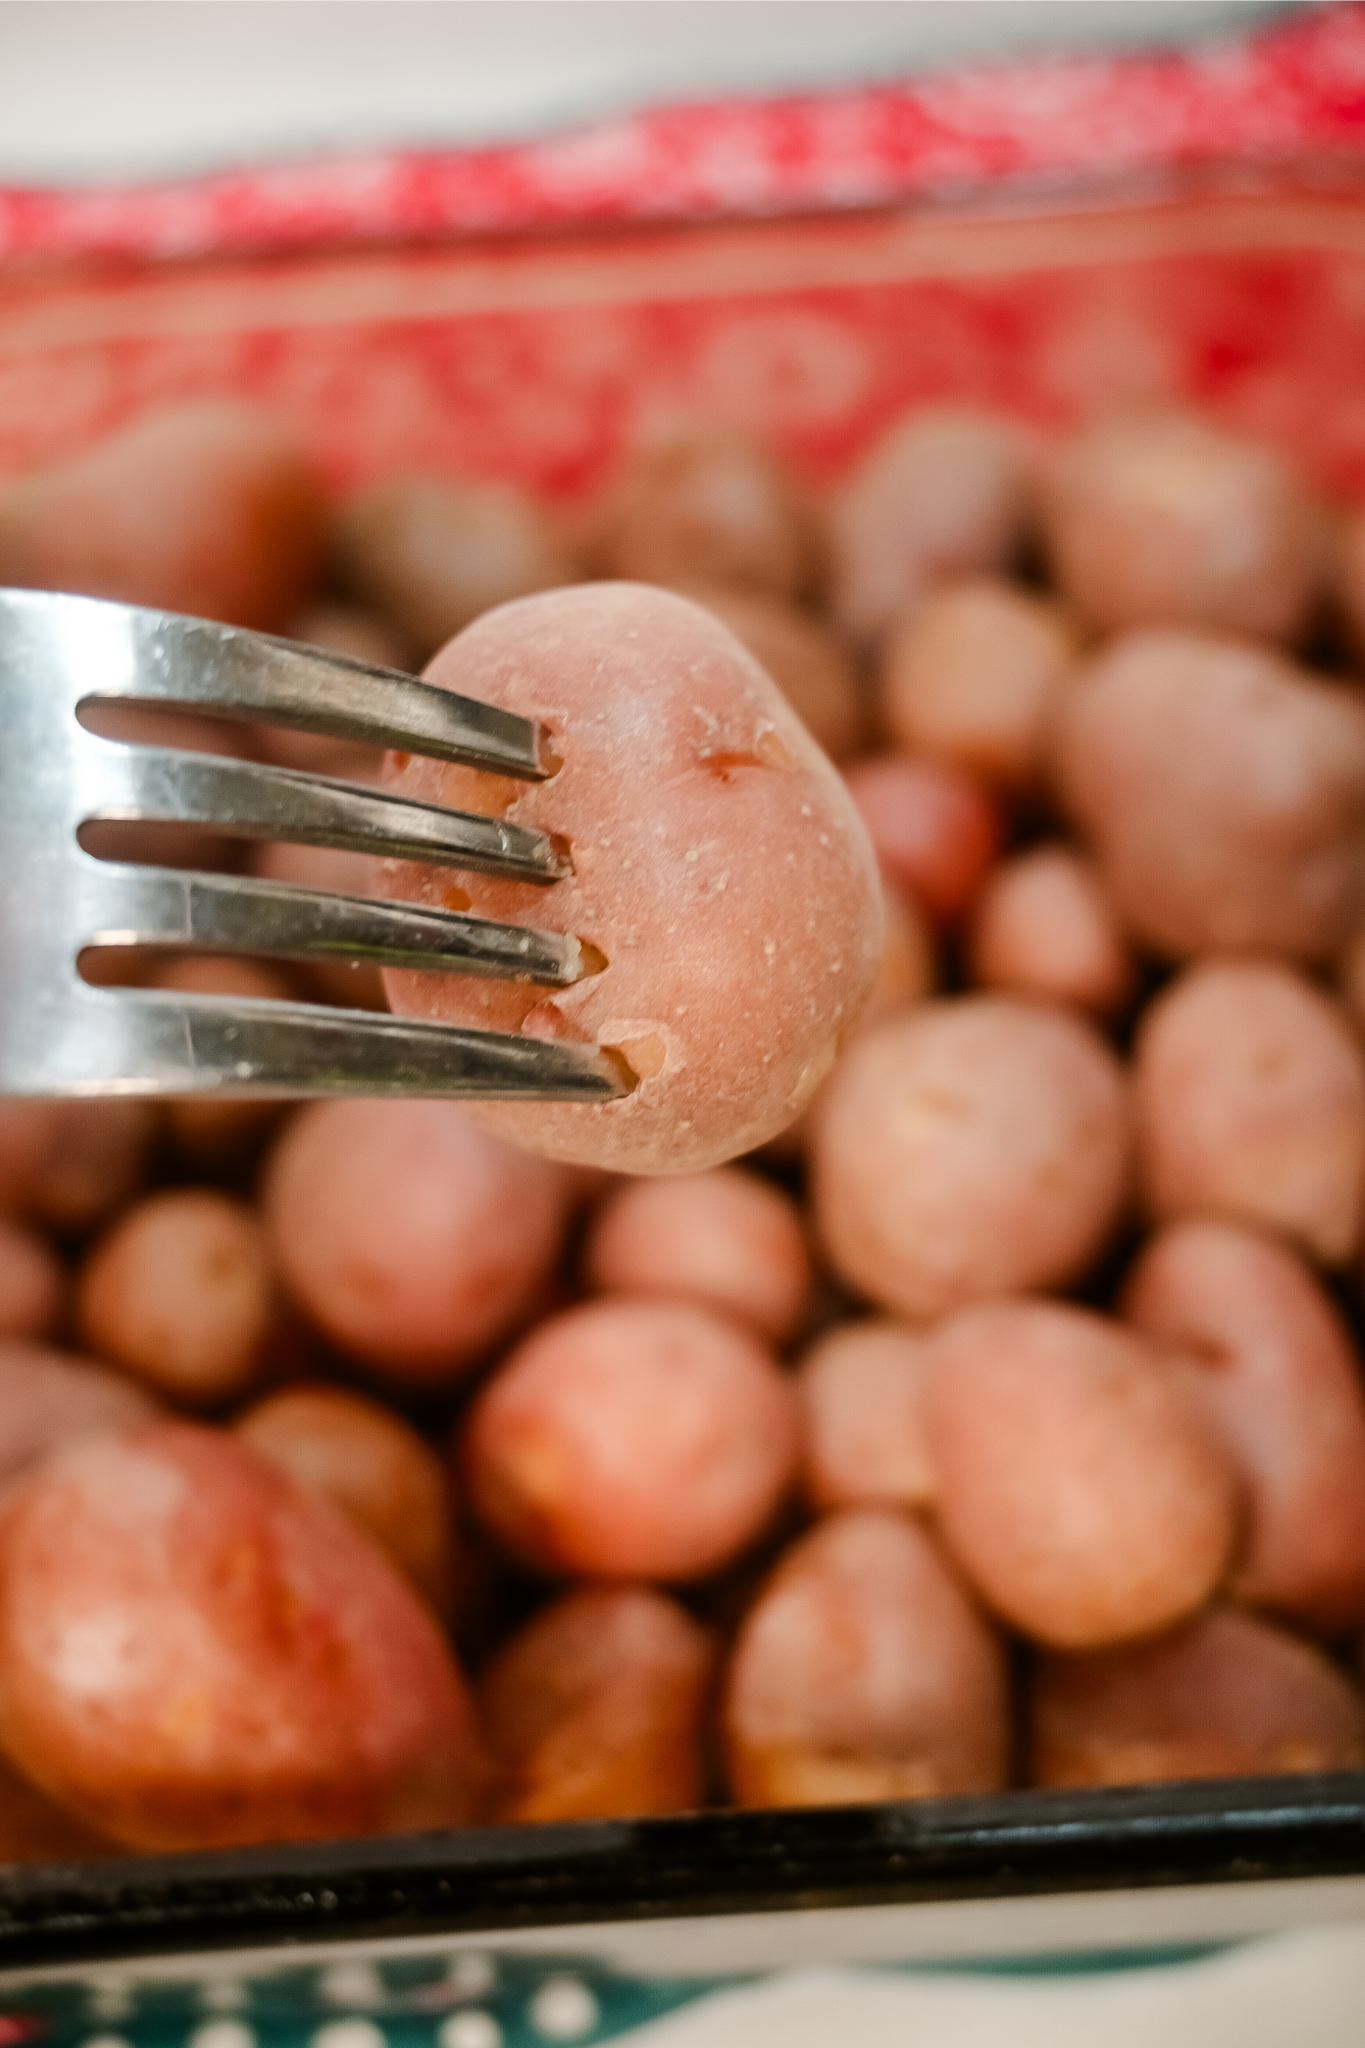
[{"left": 0, "top": 587, "right": 629, "bottom": 1103}]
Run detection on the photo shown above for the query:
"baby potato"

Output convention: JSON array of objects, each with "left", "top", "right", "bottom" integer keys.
[
  {"left": 1335, "top": 506, "right": 1365, "bottom": 662},
  {"left": 0, "top": 1099, "right": 157, "bottom": 1233},
  {"left": 77, "top": 1189, "right": 274, "bottom": 1408},
  {"left": 379, "top": 584, "right": 883, "bottom": 1174},
  {"left": 264, "top": 1100, "right": 575, "bottom": 1385},
  {"left": 1031, "top": 1606, "right": 1365, "bottom": 1789},
  {"left": 237, "top": 1383, "right": 456, "bottom": 1616},
  {"left": 925, "top": 1300, "right": 1237, "bottom": 1649},
  {"left": 674, "top": 583, "right": 864, "bottom": 762},
  {"left": 478, "top": 1583, "right": 715, "bottom": 1822},
  {"left": 829, "top": 407, "right": 1037, "bottom": 650},
  {"left": 591, "top": 431, "right": 823, "bottom": 603},
  {"left": 795, "top": 1320, "right": 936, "bottom": 1514},
  {"left": 1135, "top": 959, "right": 1365, "bottom": 1265},
  {"left": 811, "top": 996, "right": 1131, "bottom": 1322},
  {"left": 0, "top": 1340, "right": 155, "bottom": 1486},
  {"left": 331, "top": 474, "right": 574, "bottom": 662},
  {"left": 1054, "top": 629, "right": 1365, "bottom": 962},
  {"left": 0, "top": 1216, "right": 64, "bottom": 1342},
  {"left": 1041, "top": 410, "right": 1325, "bottom": 643},
  {"left": 461, "top": 1298, "right": 799, "bottom": 1582},
  {"left": 1125, "top": 1219, "right": 1365, "bottom": 1633},
  {"left": 723, "top": 1507, "right": 1009, "bottom": 1807},
  {"left": 879, "top": 576, "right": 1081, "bottom": 794},
  {"left": 0, "top": 400, "right": 324, "bottom": 630},
  {"left": 582, "top": 1166, "right": 811, "bottom": 1345},
  {"left": 844, "top": 752, "right": 1003, "bottom": 925},
  {"left": 0, "top": 1420, "right": 486, "bottom": 1851},
  {"left": 0, "top": 1747, "right": 119, "bottom": 1863},
  {"left": 967, "top": 844, "right": 1136, "bottom": 1019}
]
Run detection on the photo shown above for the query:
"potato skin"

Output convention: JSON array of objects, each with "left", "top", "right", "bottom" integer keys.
[
  {"left": 675, "top": 583, "right": 864, "bottom": 763},
  {"left": 591, "top": 433, "right": 824, "bottom": 604},
  {"left": 795, "top": 1321, "right": 936, "bottom": 1514},
  {"left": 77, "top": 1189, "right": 274, "bottom": 1408},
  {"left": 880, "top": 576, "right": 1080, "bottom": 794},
  {"left": 830, "top": 408, "right": 1036, "bottom": 649},
  {"left": 723, "top": 1507, "right": 1009, "bottom": 1808},
  {"left": 0, "top": 1100, "right": 158, "bottom": 1232},
  {"left": 0, "top": 400, "right": 324, "bottom": 631},
  {"left": 967, "top": 844, "right": 1135, "bottom": 1019},
  {"left": 0, "top": 1218, "right": 65, "bottom": 1343},
  {"left": 462, "top": 1298, "right": 799, "bottom": 1582},
  {"left": 844, "top": 753, "right": 1002, "bottom": 927},
  {"left": 1134, "top": 960, "right": 1365, "bottom": 1265},
  {"left": 331, "top": 475, "right": 573, "bottom": 662},
  {"left": 1031, "top": 1606, "right": 1365, "bottom": 1789},
  {"left": 925, "top": 1300, "right": 1237, "bottom": 1649},
  {"left": 0, "top": 1341, "right": 155, "bottom": 1487},
  {"left": 582, "top": 1166, "right": 811, "bottom": 1345},
  {"left": 0, "top": 1421, "right": 486, "bottom": 1850},
  {"left": 1041, "top": 411, "right": 1325, "bottom": 643},
  {"left": 479, "top": 1584, "right": 715, "bottom": 1822},
  {"left": 237, "top": 1384, "right": 458, "bottom": 1617},
  {"left": 263, "top": 1100, "right": 575, "bottom": 1383},
  {"left": 1054, "top": 629, "right": 1365, "bottom": 962},
  {"left": 380, "top": 584, "right": 883, "bottom": 1174},
  {"left": 1124, "top": 1220, "right": 1365, "bottom": 1632},
  {"left": 811, "top": 996, "right": 1131, "bottom": 1322}
]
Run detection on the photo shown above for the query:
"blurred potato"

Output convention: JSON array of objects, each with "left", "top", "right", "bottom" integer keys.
[
  {"left": 479, "top": 1584, "right": 715, "bottom": 1822},
  {"left": 723, "top": 1507, "right": 1009, "bottom": 1807},
  {"left": 1042, "top": 410, "right": 1326, "bottom": 643},
  {"left": 844, "top": 752, "right": 1003, "bottom": 926},
  {"left": 1031, "top": 1605, "right": 1365, "bottom": 1789},
  {"left": 967, "top": 843, "right": 1136, "bottom": 1019},
  {"left": 795, "top": 1321, "right": 936, "bottom": 1514},
  {"left": 1055, "top": 629, "right": 1365, "bottom": 962},
  {"left": 1134, "top": 959, "right": 1365, "bottom": 1265},
  {"left": 925, "top": 1300, "right": 1237, "bottom": 1649}
]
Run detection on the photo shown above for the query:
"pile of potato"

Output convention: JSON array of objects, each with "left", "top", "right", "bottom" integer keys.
[{"left": 2, "top": 390, "right": 1365, "bottom": 1857}]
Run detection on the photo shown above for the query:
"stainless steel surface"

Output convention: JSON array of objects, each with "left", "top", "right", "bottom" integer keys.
[{"left": 0, "top": 587, "right": 626, "bottom": 1103}]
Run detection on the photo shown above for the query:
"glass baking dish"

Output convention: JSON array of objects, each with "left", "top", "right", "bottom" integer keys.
[{"left": 2, "top": 2, "right": 1365, "bottom": 2020}]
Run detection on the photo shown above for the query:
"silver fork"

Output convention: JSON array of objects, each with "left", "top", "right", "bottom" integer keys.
[{"left": 0, "top": 587, "right": 628, "bottom": 1103}]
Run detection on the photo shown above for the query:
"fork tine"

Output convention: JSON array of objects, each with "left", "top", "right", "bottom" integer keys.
[
  {"left": 82, "top": 747, "right": 572, "bottom": 882},
  {"left": 117, "top": 990, "right": 631, "bottom": 1100},
  {"left": 69, "top": 597, "right": 556, "bottom": 779},
  {"left": 84, "top": 867, "right": 593, "bottom": 986}
]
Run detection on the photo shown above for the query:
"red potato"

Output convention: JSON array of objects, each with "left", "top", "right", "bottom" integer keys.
[
  {"left": 967, "top": 844, "right": 1136, "bottom": 1019},
  {"left": 0, "top": 1099, "right": 157, "bottom": 1233},
  {"left": 380, "top": 584, "right": 884, "bottom": 1174},
  {"left": 924, "top": 1300, "right": 1237, "bottom": 1649},
  {"left": 795, "top": 1321, "right": 936, "bottom": 1514},
  {"left": 1054, "top": 629, "right": 1365, "bottom": 962},
  {"left": 582, "top": 1166, "right": 811, "bottom": 1345},
  {"left": 151, "top": 954, "right": 298, "bottom": 1166},
  {"left": 811, "top": 996, "right": 1131, "bottom": 1322},
  {"left": 591, "top": 432, "right": 824, "bottom": 604},
  {"left": 1135, "top": 959, "right": 1365, "bottom": 1266},
  {"left": 331, "top": 475, "right": 574, "bottom": 662},
  {"left": 829, "top": 406, "right": 1037, "bottom": 650},
  {"left": 0, "top": 1421, "right": 486, "bottom": 1850},
  {"left": 462, "top": 1298, "right": 799, "bottom": 1581},
  {"left": 1335, "top": 506, "right": 1365, "bottom": 662},
  {"left": 0, "top": 1341, "right": 155, "bottom": 1486},
  {"left": 237, "top": 1384, "right": 456, "bottom": 1616},
  {"left": 723, "top": 1507, "right": 1009, "bottom": 1807},
  {"left": 0, "top": 1217, "right": 64, "bottom": 1342},
  {"left": 864, "top": 880, "right": 937, "bottom": 1025},
  {"left": 0, "top": 1748, "right": 119, "bottom": 1863},
  {"left": 249, "top": 839, "right": 389, "bottom": 1011},
  {"left": 1041, "top": 410, "right": 1325, "bottom": 644},
  {"left": 1124, "top": 1220, "right": 1365, "bottom": 1633},
  {"left": 0, "top": 401, "right": 324, "bottom": 631},
  {"left": 479, "top": 1584, "right": 715, "bottom": 1822},
  {"left": 844, "top": 752, "right": 1003, "bottom": 926},
  {"left": 77, "top": 1189, "right": 274, "bottom": 1409},
  {"left": 879, "top": 577, "right": 1081, "bottom": 794},
  {"left": 675, "top": 583, "right": 864, "bottom": 763},
  {"left": 1031, "top": 1606, "right": 1365, "bottom": 1789},
  {"left": 264, "top": 1099, "right": 575, "bottom": 1384}
]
